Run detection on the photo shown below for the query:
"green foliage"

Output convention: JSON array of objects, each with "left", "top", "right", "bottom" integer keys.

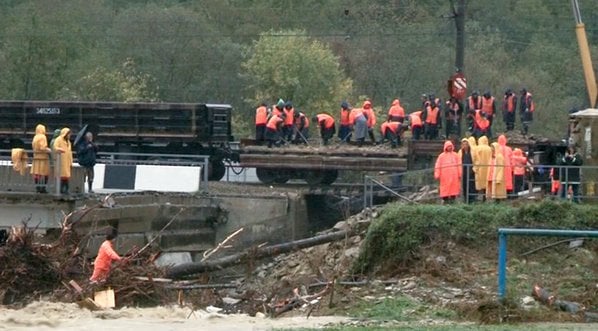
[
  {"left": 0, "top": 0, "right": 596, "bottom": 139},
  {"left": 58, "top": 59, "right": 159, "bottom": 102},
  {"left": 355, "top": 200, "right": 598, "bottom": 273},
  {"left": 242, "top": 29, "right": 353, "bottom": 117}
]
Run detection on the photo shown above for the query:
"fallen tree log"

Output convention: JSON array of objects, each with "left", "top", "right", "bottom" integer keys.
[{"left": 167, "top": 229, "right": 354, "bottom": 279}]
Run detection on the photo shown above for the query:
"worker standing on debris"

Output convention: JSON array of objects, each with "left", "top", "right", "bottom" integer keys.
[
  {"left": 293, "top": 110, "right": 310, "bottom": 144},
  {"left": 512, "top": 148, "right": 527, "bottom": 195},
  {"left": 362, "top": 100, "right": 377, "bottom": 144},
  {"left": 502, "top": 89, "right": 517, "bottom": 131},
  {"left": 282, "top": 101, "right": 295, "bottom": 141},
  {"left": 487, "top": 142, "right": 507, "bottom": 201},
  {"left": 31, "top": 124, "right": 52, "bottom": 193},
  {"left": 475, "top": 136, "right": 492, "bottom": 201},
  {"left": 519, "top": 88, "right": 535, "bottom": 135},
  {"left": 255, "top": 102, "right": 268, "bottom": 143},
  {"left": 265, "top": 112, "right": 285, "bottom": 148},
  {"left": 53, "top": 128, "right": 73, "bottom": 195},
  {"left": 90, "top": 228, "right": 122, "bottom": 283},
  {"left": 434, "top": 140, "right": 461, "bottom": 204},
  {"left": 458, "top": 138, "right": 476, "bottom": 203},
  {"left": 497, "top": 135, "right": 514, "bottom": 197},
  {"left": 312, "top": 113, "right": 336, "bottom": 146},
  {"left": 559, "top": 145, "right": 582, "bottom": 203},
  {"left": 77, "top": 132, "right": 99, "bottom": 194},
  {"left": 445, "top": 97, "right": 463, "bottom": 139},
  {"left": 472, "top": 109, "right": 490, "bottom": 140},
  {"left": 409, "top": 111, "right": 423, "bottom": 140},
  {"left": 338, "top": 101, "right": 352, "bottom": 142}
]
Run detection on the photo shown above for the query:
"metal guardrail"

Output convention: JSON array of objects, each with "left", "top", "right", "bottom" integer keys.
[
  {"left": 0, "top": 149, "right": 211, "bottom": 193},
  {"left": 497, "top": 228, "right": 598, "bottom": 300},
  {"left": 364, "top": 163, "right": 598, "bottom": 208}
]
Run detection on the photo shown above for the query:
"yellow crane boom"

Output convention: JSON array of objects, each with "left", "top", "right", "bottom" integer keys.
[{"left": 572, "top": 0, "right": 598, "bottom": 108}]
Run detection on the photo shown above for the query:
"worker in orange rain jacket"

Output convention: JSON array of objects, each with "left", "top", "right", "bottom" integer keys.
[
  {"left": 475, "top": 136, "right": 492, "bottom": 200},
  {"left": 481, "top": 91, "right": 496, "bottom": 138},
  {"left": 512, "top": 148, "right": 528, "bottom": 195},
  {"left": 282, "top": 101, "right": 295, "bottom": 141},
  {"left": 89, "top": 228, "right": 122, "bottom": 283},
  {"left": 272, "top": 99, "right": 285, "bottom": 117},
  {"left": 265, "top": 112, "right": 285, "bottom": 148},
  {"left": 422, "top": 100, "right": 440, "bottom": 140},
  {"left": 519, "top": 88, "right": 535, "bottom": 135},
  {"left": 387, "top": 99, "right": 405, "bottom": 123},
  {"left": 472, "top": 109, "right": 490, "bottom": 140},
  {"left": 458, "top": 138, "right": 476, "bottom": 203},
  {"left": 362, "top": 100, "right": 377, "bottom": 143},
  {"left": 255, "top": 102, "right": 268, "bottom": 143},
  {"left": 497, "top": 134, "right": 514, "bottom": 196},
  {"left": 31, "top": 124, "right": 52, "bottom": 193},
  {"left": 409, "top": 111, "right": 423, "bottom": 140},
  {"left": 487, "top": 142, "right": 507, "bottom": 201},
  {"left": 338, "top": 101, "right": 352, "bottom": 142},
  {"left": 502, "top": 89, "right": 517, "bottom": 131},
  {"left": 379, "top": 120, "right": 402, "bottom": 148},
  {"left": 466, "top": 91, "right": 482, "bottom": 132},
  {"left": 434, "top": 140, "right": 461, "bottom": 203},
  {"left": 293, "top": 111, "right": 310, "bottom": 144},
  {"left": 312, "top": 113, "right": 336, "bottom": 146},
  {"left": 349, "top": 107, "right": 368, "bottom": 146}
]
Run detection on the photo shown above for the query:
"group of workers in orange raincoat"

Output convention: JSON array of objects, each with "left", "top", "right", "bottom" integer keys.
[{"left": 434, "top": 134, "right": 529, "bottom": 203}]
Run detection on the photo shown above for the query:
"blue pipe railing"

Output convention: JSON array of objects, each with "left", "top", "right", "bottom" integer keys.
[{"left": 497, "top": 228, "right": 598, "bottom": 300}]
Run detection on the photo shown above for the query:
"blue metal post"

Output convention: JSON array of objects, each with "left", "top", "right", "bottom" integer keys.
[{"left": 497, "top": 232, "right": 507, "bottom": 300}]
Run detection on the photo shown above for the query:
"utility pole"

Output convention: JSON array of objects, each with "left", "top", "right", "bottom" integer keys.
[{"left": 453, "top": 0, "right": 466, "bottom": 72}]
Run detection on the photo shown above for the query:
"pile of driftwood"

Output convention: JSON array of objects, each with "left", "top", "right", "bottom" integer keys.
[{"left": 0, "top": 197, "right": 169, "bottom": 307}]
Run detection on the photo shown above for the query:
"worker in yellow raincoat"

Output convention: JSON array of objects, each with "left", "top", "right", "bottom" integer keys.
[
  {"left": 31, "top": 124, "right": 52, "bottom": 193},
  {"left": 475, "top": 136, "right": 492, "bottom": 200},
  {"left": 53, "top": 128, "right": 73, "bottom": 194}
]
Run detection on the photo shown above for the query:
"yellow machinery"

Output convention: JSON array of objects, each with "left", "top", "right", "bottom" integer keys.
[{"left": 571, "top": 0, "right": 597, "bottom": 108}]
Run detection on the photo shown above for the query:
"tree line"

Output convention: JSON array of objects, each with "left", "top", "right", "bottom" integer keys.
[{"left": 0, "top": 0, "right": 596, "bottom": 138}]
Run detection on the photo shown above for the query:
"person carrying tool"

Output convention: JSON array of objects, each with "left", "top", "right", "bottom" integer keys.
[
  {"left": 31, "top": 124, "right": 52, "bottom": 193},
  {"left": 312, "top": 113, "right": 336, "bottom": 146},
  {"left": 293, "top": 110, "right": 310, "bottom": 144},
  {"left": 89, "top": 228, "right": 122, "bottom": 284}
]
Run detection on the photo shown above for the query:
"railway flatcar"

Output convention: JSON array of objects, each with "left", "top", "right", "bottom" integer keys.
[{"left": 0, "top": 100, "right": 233, "bottom": 180}]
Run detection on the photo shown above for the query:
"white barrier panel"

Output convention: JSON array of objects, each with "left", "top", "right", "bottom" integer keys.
[
  {"left": 134, "top": 165, "right": 201, "bottom": 192},
  {"left": 88, "top": 164, "right": 201, "bottom": 192}
]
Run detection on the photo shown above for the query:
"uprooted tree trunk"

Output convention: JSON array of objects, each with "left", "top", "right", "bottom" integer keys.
[{"left": 167, "top": 229, "right": 355, "bottom": 279}]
